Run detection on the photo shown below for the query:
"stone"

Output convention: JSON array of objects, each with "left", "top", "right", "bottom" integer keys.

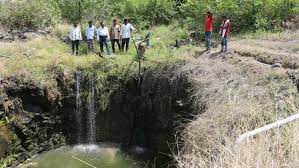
[
  {"left": 271, "top": 63, "right": 282, "bottom": 68},
  {"left": 0, "top": 110, "right": 4, "bottom": 117},
  {"left": 15, "top": 152, "right": 30, "bottom": 162},
  {"left": 24, "top": 32, "right": 39, "bottom": 40},
  {"left": 15, "top": 145, "right": 27, "bottom": 153}
]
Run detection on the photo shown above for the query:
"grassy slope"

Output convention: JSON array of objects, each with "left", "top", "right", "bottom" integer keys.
[
  {"left": 175, "top": 30, "right": 299, "bottom": 167},
  {"left": 0, "top": 24, "right": 188, "bottom": 84},
  {"left": 0, "top": 24, "right": 298, "bottom": 168}
]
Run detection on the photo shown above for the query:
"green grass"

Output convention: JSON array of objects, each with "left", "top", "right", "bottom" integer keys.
[{"left": 0, "top": 24, "right": 191, "bottom": 96}]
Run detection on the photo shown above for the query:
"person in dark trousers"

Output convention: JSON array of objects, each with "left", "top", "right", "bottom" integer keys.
[
  {"left": 69, "top": 22, "right": 82, "bottom": 55},
  {"left": 85, "top": 20, "right": 97, "bottom": 51},
  {"left": 205, "top": 11, "right": 213, "bottom": 52},
  {"left": 97, "top": 22, "right": 111, "bottom": 55},
  {"left": 110, "top": 19, "right": 121, "bottom": 54},
  {"left": 219, "top": 15, "right": 231, "bottom": 53},
  {"left": 120, "top": 18, "right": 135, "bottom": 53}
]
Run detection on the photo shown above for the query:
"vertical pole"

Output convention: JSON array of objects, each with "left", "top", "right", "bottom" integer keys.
[{"left": 138, "top": 56, "right": 141, "bottom": 85}]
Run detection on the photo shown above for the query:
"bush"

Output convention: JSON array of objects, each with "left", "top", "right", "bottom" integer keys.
[
  {"left": 176, "top": 0, "right": 297, "bottom": 33},
  {"left": 0, "top": 0, "right": 61, "bottom": 29}
]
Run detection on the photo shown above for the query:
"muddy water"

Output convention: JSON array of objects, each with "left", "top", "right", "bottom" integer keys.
[{"left": 22, "top": 144, "right": 142, "bottom": 168}]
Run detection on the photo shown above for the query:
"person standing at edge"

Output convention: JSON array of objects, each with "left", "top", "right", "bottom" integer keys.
[
  {"left": 69, "top": 22, "right": 82, "bottom": 55},
  {"left": 97, "top": 21, "right": 111, "bottom": 56},
  {"left": 205, "top": 11, "right": 213, "bottom": 53},
  {"left": 219, "top": 15, "right": 231, "bottom": 53},
  {"left": 121, "top": 18, "right": 135, "bottom": 53},
  {"left": 110, "top": 19, "right": 121, "bottom": 54},
  {"left": 85, "top": 20, "right": 97, "bottom": 51}
]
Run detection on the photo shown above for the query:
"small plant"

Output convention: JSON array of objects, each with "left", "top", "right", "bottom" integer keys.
[{"left": 0, "top": 155, "right": 14, "bottom": 168}]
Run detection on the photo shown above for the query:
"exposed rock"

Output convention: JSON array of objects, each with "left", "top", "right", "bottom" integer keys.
[
  {"left": 0, "top": 77, "right": 67, "bottom": 167},
  {"left": 23, "top": 32, "right": 39, "bottom": 40},
  {"left": 271, "top": 63, "right": 282, "bottom": 68},
  {"left": 0, "top": 28, "right": 50, "bottom": 42}
]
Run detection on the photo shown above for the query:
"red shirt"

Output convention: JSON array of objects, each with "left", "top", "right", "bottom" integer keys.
[{"left": 205, "top": 16, "right": 213, "bottom": 32}]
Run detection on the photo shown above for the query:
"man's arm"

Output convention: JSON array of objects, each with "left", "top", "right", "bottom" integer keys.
[
  {"left": 97, "top": 29, "right": 100, "bottom": 41},
  {"left": 69, "top": 28, "right": 72, "bottom": 40},
  {"left": 130, "top": 24, "right": 135, "bottom": 31},
  {"left": 117, "top": 26, "right": 121, "bottom": 39},
  {"left": 106, "top": 27, "right": 110, "bottom": 40}
]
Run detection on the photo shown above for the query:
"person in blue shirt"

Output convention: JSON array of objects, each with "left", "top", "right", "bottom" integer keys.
[{"left": 85, "top": 21, "right": 97, "bottom": 51}]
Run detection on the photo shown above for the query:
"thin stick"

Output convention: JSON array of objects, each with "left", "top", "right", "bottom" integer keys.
[
  {"left": 72, "top": 156, "right": 97, "bottom": 168},
  {"left": 0, "top": 54, "right": 10, "bottom": 58},
  {"left": 236, "top": 113, "right": 299, "bottom": 144}
]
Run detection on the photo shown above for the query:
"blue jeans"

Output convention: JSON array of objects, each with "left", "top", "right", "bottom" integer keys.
[
  {"left": 205, "top": 31, "right": 212, "bottom": 50},
  {"left": 146, "top": 39, "right": 150, "bottom": 48},
  {"left": 221, "top": 36, "right": 228, "bottom": 52}
]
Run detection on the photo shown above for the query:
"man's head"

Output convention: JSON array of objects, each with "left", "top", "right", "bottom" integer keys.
[
  {"left": 100, "top": 21, "right": 105, "bottom": 27},
  {"left": 124, "top": 18, "right": 128, "bottom": 25},
  {"left": 222, "top": 15, "right": 228, "bottom": 21},
  {"left": 113, "top": 19, "right": 117, "bottom": 25},
  {"left": 88, "top": 20, "right": 93, "bottom": 27},
  {"left": 73, "top": 22, "right": 78, "bottom": 27},
  {"left": 205, "top": 11, "right": 212, "bottom": 17}
]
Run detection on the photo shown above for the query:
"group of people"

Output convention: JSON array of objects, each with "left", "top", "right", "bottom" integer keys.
[
  {"left": 205, "top": 11, "right": 231, "bottom": 53},
  {"left": 69, "top": 18, "right": 135, "bottom": 55},
  {"left": 69, "top": 12, "right": 231, "bottom": 56}
]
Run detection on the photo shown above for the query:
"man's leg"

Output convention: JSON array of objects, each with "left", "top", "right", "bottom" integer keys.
[
  {"left": 125, "top": 38, "right": 130, "bottom": 53},
  {"left": 221, "top": 37, "right": 225, "bottom": 53},
  {"left": 71, "top": 41, "right": 75, "bottom": 54},
  {"left": 206, "top": 31, "right": 212, "bottom": 51},
  {"left": 90, "top": 39, "right": 94, "bottom": 50},
  {"left": 75, "top": 40, "right": 79, "bottom": 55},
  {"left": 104, "top": 39, "right": 111, "bottom": 55},
  {"left": 121, "top": 38, "right": 125, "bottom": 53},
  {"left": 208, "top": 32, "right": 212, "bottom": 50},
  {"left": 99, "top": 36, "right": 104, "bottom": 53},
  {"left": 224, "top": 37, "right": 228, "bottom": 53},
  {"left": 205, "top": 32, "right": 209, "bottom": 50},
  {"left": 116, "top": 39, "right": 121, "bottom": 52},
  {"left": 111, "top": 39, "right": 116, "bottom": 53}
]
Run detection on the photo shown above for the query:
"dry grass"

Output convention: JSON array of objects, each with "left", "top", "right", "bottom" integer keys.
[
  {"left": 173, "top": 47, "right": 299, "bottom": 167},
  {"left": 230, "top": 30, "right": 299, "bottom": 69}
]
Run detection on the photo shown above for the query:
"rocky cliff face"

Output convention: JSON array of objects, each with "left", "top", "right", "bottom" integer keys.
[
  {"left": 94, "top": 65, "right": 200, "bottom": 165},
  {"left": 0, "top": 63, "right": 200, "bottom": 167},
  {"left": 0, "top": 77, "right": 66, "bottom": 167}
]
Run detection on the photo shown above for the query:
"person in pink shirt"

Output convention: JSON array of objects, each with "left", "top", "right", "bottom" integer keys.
[{"left": 219, "top": 15, "right": 231, "bottom": 53}]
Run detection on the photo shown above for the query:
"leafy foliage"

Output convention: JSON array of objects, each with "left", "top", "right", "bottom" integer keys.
[
  {"left": 0, "top": 0, "right": 297, "bottom": 32},
  {"left": 0, "top": 0, "right": 61, "bottom": 29},
  {"left": 176, "top": 0, "right": 297, "bottom": 32}
]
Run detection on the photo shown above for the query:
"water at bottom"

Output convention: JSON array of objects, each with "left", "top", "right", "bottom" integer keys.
[{"left": 22, "top": 143, "right": 142, "bottom": 168}]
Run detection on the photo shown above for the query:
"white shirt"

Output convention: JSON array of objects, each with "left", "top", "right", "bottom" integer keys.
[
  {"left": 69, "top": 26, "right": 82, "bottom": 41},
  {"left": 121, "top": 23, "right": 135, "bottom": 39},
  {"left": 85, "top": 26, "right": 97, "bottom": 40},
  {"left": 97, "top": 26, "right": 110, "bottom": 41}
]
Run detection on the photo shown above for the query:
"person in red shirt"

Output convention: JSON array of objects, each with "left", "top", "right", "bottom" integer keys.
[
  {"left": 205, "top": 11, "right": 213, "bottom": 52},
  {"left": 219, "top": 15, "right": 231, "bottom": 53}
]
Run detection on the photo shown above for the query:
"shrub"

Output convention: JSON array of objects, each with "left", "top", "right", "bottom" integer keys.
[
  {"left": 0, "top": 0, "right": 61, "bottom": 29},
  {"left": 176, "top": 0, "right": 297, "bottom": 33}
]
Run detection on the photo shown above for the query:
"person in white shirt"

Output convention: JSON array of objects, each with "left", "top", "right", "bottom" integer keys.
[
  {"left": 69, "top": 22, "right": 82, "bottom": 55},
  {"left": 97, "top": 22, "right": 111, "bottom": 55},
  {"left": 85, "top": 20, "right": 97, "bottom": 51},
  {"left": 120, "top": 18, "right": 135, "bottom": 53},
  {"left": 110, "top": 19, "right": 121, "bottom": 54}
]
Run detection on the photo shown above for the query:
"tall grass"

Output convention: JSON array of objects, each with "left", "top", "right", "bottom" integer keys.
[{"left": 173, "top": 51, "right": 299, "bottom": 168}]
